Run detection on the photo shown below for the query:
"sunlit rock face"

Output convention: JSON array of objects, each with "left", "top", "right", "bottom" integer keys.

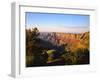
[{"left": 38, "top": 32, "right": 89, "bottom": 47}]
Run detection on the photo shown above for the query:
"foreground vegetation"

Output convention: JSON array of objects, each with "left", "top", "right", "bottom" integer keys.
[{"left": 26, "top": 27, "right": 89, "bottom": 67}]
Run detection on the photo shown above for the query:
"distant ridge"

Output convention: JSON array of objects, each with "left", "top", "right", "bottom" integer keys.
[{"left": 26, "top": 26, "right": 89, "bottom": 33}]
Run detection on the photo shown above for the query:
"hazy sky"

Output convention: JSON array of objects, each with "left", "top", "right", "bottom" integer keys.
[{"left": 25, "top": 12, "right": 90, "bottom": 33}]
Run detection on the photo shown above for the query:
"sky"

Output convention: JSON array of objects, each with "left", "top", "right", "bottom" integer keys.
[{"left": 25, "top": 12, "right": 90, "bottom": 33}]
